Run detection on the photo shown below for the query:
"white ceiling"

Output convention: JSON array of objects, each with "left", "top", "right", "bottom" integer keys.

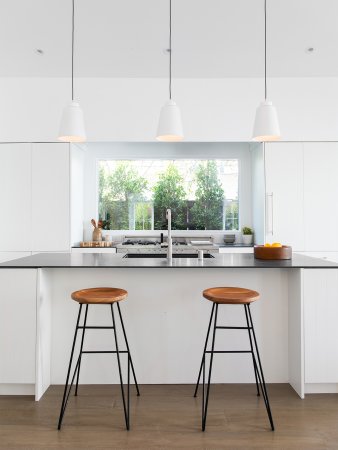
[{"left": 0, "top": 0, "right": 337, "bottom": 78}]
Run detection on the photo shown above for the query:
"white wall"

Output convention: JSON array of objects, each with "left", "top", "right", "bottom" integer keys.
[
  {"left": 70, "top": 145, "right": 85, "bottom": 244},
  {"left": 251, "top": 143, "right": 265, "bottom": 244},
  {"left": 1, "top": 77, "right": 338, "bottom": 142}
]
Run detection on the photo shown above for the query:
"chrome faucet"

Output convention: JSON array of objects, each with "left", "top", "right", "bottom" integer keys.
[{"left": 166, "top": 208, "right": 172, "bottom": 262}]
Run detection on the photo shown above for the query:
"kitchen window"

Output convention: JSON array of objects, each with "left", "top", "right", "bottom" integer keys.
[{"left": 98, "top": 159, "right": 239, "bottom": 231}]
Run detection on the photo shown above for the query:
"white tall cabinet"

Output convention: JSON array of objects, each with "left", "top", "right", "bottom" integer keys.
[
  {"left": 265, "top": 141, "right": 338, "bottom": 392},
  {"left": 302, "top": 142, "right": 338, "bottom": 391},
  {"left": 0, "top": 143, "right": 70, "bottom": 394}
]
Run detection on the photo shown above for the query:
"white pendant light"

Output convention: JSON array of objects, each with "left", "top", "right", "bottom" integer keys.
[
  {"left": 252, "top": 100, "right": 280, "bottom": 141},
  {"left": 58, "top": 0, "right": 86, "bottom": 143},
  {"left": 156, "top": 0, "right": 184, "bottom": 142},
  {"left": 252, "top": 0, "right": 280, "bottom": 142},
  {"left": 157, "top": 99, "right": 183, "bottom": 141}
]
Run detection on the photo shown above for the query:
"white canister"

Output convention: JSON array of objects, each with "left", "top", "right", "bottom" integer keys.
[{"left": 198, "top": 249, "right": 204, "bottom": 260}]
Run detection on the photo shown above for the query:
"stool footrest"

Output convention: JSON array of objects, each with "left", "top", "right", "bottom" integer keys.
[
  {"left": 205, "top": 350, "right": 251, "bottom": 354},
  {"left": 216, "top": 326, "right": 253, "bottom": 330},
  {"left": 82, "top": 350, "right": 128, "bottom": 354},
  {"left": 78, "top": 326, "right": 114, "bottom": 329}
]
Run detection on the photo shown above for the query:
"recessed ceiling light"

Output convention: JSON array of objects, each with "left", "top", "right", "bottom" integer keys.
[
  {"left": 35, "top": 49, "right": 44, "bottom": 55},
  {"left": 306, "top": 47, "right": 315, "bottom": 53}
]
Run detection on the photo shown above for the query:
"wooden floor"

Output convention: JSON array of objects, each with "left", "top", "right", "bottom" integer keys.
[{"left": 1, "top": 384, "right": 338, "bottom": 449}]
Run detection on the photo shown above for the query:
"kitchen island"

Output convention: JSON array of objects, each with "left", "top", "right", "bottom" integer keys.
[{"left": 1, "top": 252, "right": 338, "bottom": 401}]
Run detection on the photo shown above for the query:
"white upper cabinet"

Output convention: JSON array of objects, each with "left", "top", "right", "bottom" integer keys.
[
  {"left": 303, "top": 142, "right": 338, "bottom": 251},
  {"left": 264, "top": 143, "right": 305, "bottom": 250},
  {"left": 0, "top": 143, "right": 70, "bottom": 253},
  {"left": 0, "top": 143, "right": 32, "bottom": 251},
  {"left": 32, "top": 143, "right": 70, "bottom": 252}
]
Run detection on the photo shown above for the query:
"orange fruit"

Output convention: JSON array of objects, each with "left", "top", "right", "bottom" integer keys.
[
  {"left": 272, "top": 242, "right": 282, "bottom": 247},
  {"left": 264, "top": 243, "right": 271, "bottom": 247}
]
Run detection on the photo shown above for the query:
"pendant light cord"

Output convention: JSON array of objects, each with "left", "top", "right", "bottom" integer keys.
[
  {"left": 169, "top": 0, "right": 172, "bottom": 100},
  {"left": 264, "top": 0, "right": 267, "bottom": 101},
  {"left": 72, "top": 0, "right": 75, "bottom": 101}
]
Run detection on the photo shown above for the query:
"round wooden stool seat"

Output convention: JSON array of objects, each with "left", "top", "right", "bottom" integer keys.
[
  {"left": 71, "top": 287, "right": 128, "bottom": 304},
  {"left": 203, "top": 287, "right": 260, "bottom": 304}
]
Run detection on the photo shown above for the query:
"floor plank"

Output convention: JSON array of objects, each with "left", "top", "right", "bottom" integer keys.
[{"left": 0, "top": 384, "right": 338, "bottom": 449}]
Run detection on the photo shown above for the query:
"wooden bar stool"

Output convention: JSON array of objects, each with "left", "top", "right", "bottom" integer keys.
[
  {"left": 57, "top": 287, "right": 140, "bottom": 430},
  {"left": 194, "top": 287, "right": 274, "bottom": 432}
]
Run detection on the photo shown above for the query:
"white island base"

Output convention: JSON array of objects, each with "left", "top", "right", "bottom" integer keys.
[
  {"left": 0, "top": 268, "right": 292, "bottom": 398},
  {"left": 1, "top": 263, "right": 337, "bottom": 401}
]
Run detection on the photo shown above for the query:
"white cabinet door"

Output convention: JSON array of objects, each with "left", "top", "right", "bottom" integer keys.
[
  {"left": 0, "top": 143, "right": 32, "bottom": 251},
  {"left": 32, "top": 143, "right": 70, "bottom": 252},
  {"left": 0, "top": 269, "right": 37, "bottom": 384},
  {"left": 304, "top": 269, "right": 338, "bottom": 383},
  {"left": 304, "top": 142, "right": 338, "bottom": 251},
  {"left": 265, "top": 143, "right": 304, "bottom": 250}
]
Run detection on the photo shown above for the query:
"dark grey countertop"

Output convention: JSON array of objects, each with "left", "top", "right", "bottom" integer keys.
[{"left": 0, "top": 252, "right": 338, "bottom": 269}]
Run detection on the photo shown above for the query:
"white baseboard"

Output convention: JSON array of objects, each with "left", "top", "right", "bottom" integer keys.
[
  {"left": 305, "top": 383, "right": 338, "bottom": 394},
  {"left": 0, "top": 384, "right": 35, "bottom": 396}
]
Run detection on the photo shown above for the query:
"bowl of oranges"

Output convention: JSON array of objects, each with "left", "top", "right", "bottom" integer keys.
[{"left": 254, "top": 243, "right": 292, "bottom": 260}]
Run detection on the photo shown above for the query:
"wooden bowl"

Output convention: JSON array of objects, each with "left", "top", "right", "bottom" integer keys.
[{"left": 254, "top": 245, "right": 292, "bottom": 260}]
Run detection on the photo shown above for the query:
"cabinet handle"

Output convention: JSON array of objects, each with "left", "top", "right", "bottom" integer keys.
[{"left": 266, "top": 192, "right": 274, "bottom": 235}]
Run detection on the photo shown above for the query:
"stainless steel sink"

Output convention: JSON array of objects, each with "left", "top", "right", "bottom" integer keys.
[{"left": 123, "top": 253, "right": 215, "bottom": 259}]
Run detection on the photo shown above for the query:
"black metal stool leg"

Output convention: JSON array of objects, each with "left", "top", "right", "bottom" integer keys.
[
  {"left": 111, "top": 303, "right": 130, "bottom": 430},
  {"left": 202, "top": 303, "right": 219, "bottom": 432},
  {"left": 246, "top": 304, "right": 275, "bottom": 431},
  {"left": 202, "top": 354, "right": 205, "bottom": 428},
  {"left": 194, "top": 302, "right": 216, "bottom": 397},
  {"left": 127, "top": 354, "right": 131, "bottom": 426},
  {"left": 116, "top": 302, "right": 140, "bottom": 396},
  {"left": 74, "top": 304, "right": 88, "bottom": 396},
  {"left": 244, "top": 307, "right": 271, "bottom": 412},
  {"left": 58, "top": 304, "right": 83, "bottom": 430},
  {"left": 244, "top": 304, "right": 270, "bottom": 411},
  {"left": 244, "top": 304, "right": 260, "bottom": 397}
]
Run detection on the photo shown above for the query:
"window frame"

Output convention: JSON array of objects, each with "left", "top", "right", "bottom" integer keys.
[{"left": 82, "top": 142, "right": 252, "bottom": 239}]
